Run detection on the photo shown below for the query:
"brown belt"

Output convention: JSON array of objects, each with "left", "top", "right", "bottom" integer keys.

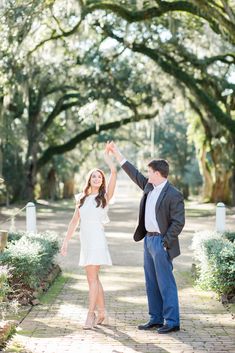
[{"left": 146, "top": 232, "right": 161, "bottom": 236}]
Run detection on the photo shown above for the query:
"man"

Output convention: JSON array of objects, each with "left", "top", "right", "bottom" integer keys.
[{"left": 108, "top": 142, "right": 185, "bottom": 334}]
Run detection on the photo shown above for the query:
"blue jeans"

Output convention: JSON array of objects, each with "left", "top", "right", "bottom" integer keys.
[{"left": 144, "top": 235, "right": 180, "bottom": 327}]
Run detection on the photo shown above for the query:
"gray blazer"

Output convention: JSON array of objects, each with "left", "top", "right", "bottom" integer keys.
[{"left": 122, "top": 161, "right": 185, "bottom": 260}]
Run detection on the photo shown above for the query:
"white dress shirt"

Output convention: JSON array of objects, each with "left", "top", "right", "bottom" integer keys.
[
  {"left": 145, "top": 180, "right": 167, "bottom": 232},
  {"left": 120, "top": 158, "right": 127, "bottom": 166},
  {"left": 120, "top": 158, "right": 167, "bottom": 232}
]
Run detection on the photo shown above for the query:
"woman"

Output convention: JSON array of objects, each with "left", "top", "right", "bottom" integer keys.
[{"left": 60, "top": 145, "right": 116, "bottom": 329}]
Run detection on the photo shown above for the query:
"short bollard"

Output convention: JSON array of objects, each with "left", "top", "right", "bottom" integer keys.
[
  {"left": 26, "top": 202, "right": 37, "bottom": 234},
  {"left": 216, "top": 202, "right": 226, "bottom": 233},
  {"left": 0, "top": 230, "right": 8, "bottom": 252}
]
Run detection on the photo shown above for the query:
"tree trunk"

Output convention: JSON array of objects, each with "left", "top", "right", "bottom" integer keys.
[
  {"left": 211, "top": 172, "right": 232, "bottom": 204},
  {"left": 210, "top": 142, "right": 233, "bottom": 205},
  {"left": 198, "top": 145, "right": 213, "bottom": 202},
  {"left": 0, "top": 230, "right": 8, "bottom": 252},
  {"left": 24, "top": 137, "right": 39, "bottom": 201},
  {"left": 232, "top": 141, "right": 235, "bottom": 206},
  {"left": 232, "top": 167, "right": 235, "bottom": 206},
  {"left": 24, "top": 158, "right": 37, "bottom": 201},
  {"left": 40, "top": 167, "right": 58, "bottom": 200},
  {"left": 63, "top": 178, "right": 75, "bottom": 199}
]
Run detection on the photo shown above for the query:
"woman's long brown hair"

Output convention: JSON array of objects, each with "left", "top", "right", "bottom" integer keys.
[{"left": 79, "top": 169, "right": 107, "bottom": 208}]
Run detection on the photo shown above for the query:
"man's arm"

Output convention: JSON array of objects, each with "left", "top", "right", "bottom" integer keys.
[
  {"left": 122, "top": 161, "right": 148, "bottom": 191},
  {"left": 163, "top": 193, "right": 185, "bottom": 248},
  {"left": 108, "top": 141, "right": 148, "bottom": 190}
]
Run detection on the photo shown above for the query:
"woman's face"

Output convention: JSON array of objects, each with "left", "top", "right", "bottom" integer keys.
[{"left": 90, "top": 170, "right": 103, "bottom": 189}]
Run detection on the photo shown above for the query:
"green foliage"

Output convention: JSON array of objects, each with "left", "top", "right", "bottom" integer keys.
[
  {"left": 0, "top": 231, "right": 60, "bottom": 289},
  {"left": 1, "top": 0, "right": 234, "bottom": 204},
  {"left": 192, "top": 231, "right": 235, "bottom": 296},
  {"left": 223, "top": 232, "right": 235, "bottom": 243},
  {"left": 0, "top": 265, "right": 11, "bottom": 300},
  {"left": 7, "top": 231, "right": 24, "bottom": 243},
  {"left": 0, "top": 265, "right": 18, "bottom": 320},
  {"left": 40, "top": 274, "right": 69, "bottom": 304},
  {"left": 2, "top": 141, "right": 25, "bottom": 202},
  {"left": 153, "top": 106, "right": 202, "bottom": 196}
]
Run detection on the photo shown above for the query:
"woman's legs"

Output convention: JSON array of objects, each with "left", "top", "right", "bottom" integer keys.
[
  {"left": 85, "top": 265, "right": 106, "bottom": 325},
  {"left": 96, "top": 279, "right": 106, "bottom": 324},
  {"left": 84, "top": 265, "right": 100, "bottom": 328},
  {"left": 96, "top": 279, "right": 105, "bottom": 310},
  {"left": 85, "top": 265, "right": 100, "bottom": 312}
]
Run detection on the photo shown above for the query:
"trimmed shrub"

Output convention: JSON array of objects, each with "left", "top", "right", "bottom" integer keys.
[
  {"left": 192, "top": 231, "right": 235, "bottom": 297},
  {"left": 223, "top": 231, "right": 235, "bottom": 243},
  {"left": 7, "top": 231, "right": 24, "bottom": 243},
  {"left": 0, "top": 231, "right": 59, "bottom": 290},
  {"left": 0, "top": 265, "right": 18, "bottom": 320},
  {"left": 0, "top": 265, "right": 10, "bottom": 300}
]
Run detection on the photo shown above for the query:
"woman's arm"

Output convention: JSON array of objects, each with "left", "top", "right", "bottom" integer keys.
[
  {"left": 60, "top": 205, "right": 80, "bottom": 256},
  {"left": 104, "top": 145, "right": 117, "bottom": 203}
]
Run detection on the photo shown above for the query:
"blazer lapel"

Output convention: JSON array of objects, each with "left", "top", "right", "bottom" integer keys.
[
  {"left": 144, "top": 183, "right": 153, "bottom": 194},
  {"left": 155, "top": 181, "right": 169, "bottom": 214}
]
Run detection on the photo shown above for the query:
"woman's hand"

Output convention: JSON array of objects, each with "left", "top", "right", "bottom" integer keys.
[
  {"left": 106, "top": 141, "right": 115, "bottom": 154},
  {"left": 105, "top": 141, "right": 112, "bottom": 154},
  {"left": 104, "top": 142, "right": 117, "bottom": 202},
  {"left": 104, "top": 142, "right": 116, "bottom": 173},
  {"left": 60, "top": 241, "right": 68, "bottom": 256}
]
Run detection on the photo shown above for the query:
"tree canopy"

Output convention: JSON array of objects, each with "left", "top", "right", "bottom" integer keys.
[{"left": 0, "top": 0, "right": 234, "bottom": 203}]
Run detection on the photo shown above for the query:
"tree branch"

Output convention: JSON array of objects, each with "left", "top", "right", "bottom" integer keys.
[
  {"left": 37, "top": 110, "right": 158, "bottom": 169},
  {"left": 40, "top": 93, "right": 82, "bottom": 134},
  {"left": 27, "top": 17, "right": 84, "bottom": 56},
  {"left": 86, "top": 0, "right": 234, "bottom": 43},
  {"left": 101, "top": 26, "right": 235, "bottom": 133},
  {"left": 190, "top": 0, "right": 235, "bottom": 40},
  {"left": 87, "top": 1, "right": 205, "bottom": 22}
]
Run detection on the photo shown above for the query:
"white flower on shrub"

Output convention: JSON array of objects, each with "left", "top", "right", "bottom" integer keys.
[{"left": 191, "top": 231, "right": 221, "bottom": 262}]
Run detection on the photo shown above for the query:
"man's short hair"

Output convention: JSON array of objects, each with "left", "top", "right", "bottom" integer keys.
[{"left": 147, "top": 159, "right": 169, "bottom": 178}]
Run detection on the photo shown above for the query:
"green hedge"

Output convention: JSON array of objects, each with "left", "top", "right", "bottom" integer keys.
[
  {"left": 192, "top": 231, "right": 235, "bottom": 296},
  {"left": 0, "top": 265, "right": 10, "bottom": 300},
  {"left": 223, "top": 231, "right": 235, "bottom": 243},
  {"left": 0, "top": 231, "right": 59, "bottom": 289},
  {"left": 0, "top": 265, "right": 18, "bottom": 319},
  {"left": 7, "top": 231, "right": 24, "bottom": 243}
]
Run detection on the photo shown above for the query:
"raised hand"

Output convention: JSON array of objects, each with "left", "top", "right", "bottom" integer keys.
[
  {"left": 104, "top": 142, "right": 116, "bottom": 172},
  {"left": 105, "top": 141, "right": 113, "bottom": 154},
  {"left": 105, "top": 141, "right": 110, "bottom": 154},
  {"left": 106, "top": 141, "right": 118, "bottom": 155},
  {"left": 106, "top": 141, "right": 124, "bottom": 163}
]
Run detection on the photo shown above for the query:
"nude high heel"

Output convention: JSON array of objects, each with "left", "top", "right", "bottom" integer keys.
[
  {"left": 83, "top": 311, "right": 96, "bottom": 329},
  {"left": 95, "top": 309, "right": 108, "bottom": 325}
]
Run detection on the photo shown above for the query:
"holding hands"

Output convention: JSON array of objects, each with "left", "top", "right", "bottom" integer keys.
[
  {"left": 106, "top": 141, "right": 116, "bottom": 155},
  {"left": 105, "top": 141, "right": 124, "bottom": 163},
  {"left": 104, "top": 142, "right": 116, "bottom": 173}
]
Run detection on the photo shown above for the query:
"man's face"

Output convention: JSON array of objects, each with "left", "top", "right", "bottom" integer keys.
[{"left": 147, "top": 167, "right": 160, "bottom": 184}]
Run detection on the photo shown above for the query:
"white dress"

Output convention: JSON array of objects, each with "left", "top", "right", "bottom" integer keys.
[{"left": 75, "top": 193, "right": 112, "bottom": 267}]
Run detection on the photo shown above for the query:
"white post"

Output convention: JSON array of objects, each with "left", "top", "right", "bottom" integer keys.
[
  {"left": 0, "top": 230, "right": 8, "bottom": 252},
  {"left": 216, "top": 202, "right": 226, "bottom": 233},
  {"left": 26, "top": 202, "right": 37, "bottom": 234}
]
